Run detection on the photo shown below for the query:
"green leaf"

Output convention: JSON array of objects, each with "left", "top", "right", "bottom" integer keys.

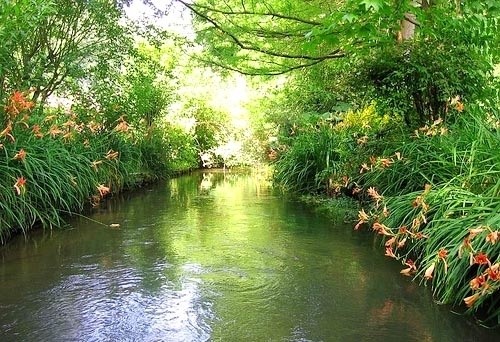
[
  {"left": 359, "top": 0, "right": 385, "bottom": 12},
  {"left": 342, "top": 13, "right": 358, "bottom": 23}
]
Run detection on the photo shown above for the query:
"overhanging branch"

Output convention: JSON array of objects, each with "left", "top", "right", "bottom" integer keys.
[
  {"left": 186, "top": 1, "right": 322, "bottom": 26},
  {"left": 177, "top": 0, "right": 344, "bottom": 61}
]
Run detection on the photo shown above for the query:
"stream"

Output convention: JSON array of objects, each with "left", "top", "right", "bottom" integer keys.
[{"left": 0, "top": 171, "right": 497, "bottom": 341}]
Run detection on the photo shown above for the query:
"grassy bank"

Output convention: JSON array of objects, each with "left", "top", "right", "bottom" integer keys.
[
  {"left": 271, "top": 102, "right": 500, "bottom": 325},
  {"left": 0, "top": 92, "right": 198, "bottom": 244}
]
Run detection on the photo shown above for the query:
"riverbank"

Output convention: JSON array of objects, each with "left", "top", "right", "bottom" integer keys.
[{"left": 271, "top": 104, "right": 500, "bottom": 325}]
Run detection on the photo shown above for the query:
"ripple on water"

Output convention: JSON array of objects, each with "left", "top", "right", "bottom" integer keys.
[{"left": 22, "top": 263, "right": 214, "bottom": 342}]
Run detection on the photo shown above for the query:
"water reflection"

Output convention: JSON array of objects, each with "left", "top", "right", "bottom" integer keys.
[{"left": 0, "top": 170, "right": 498, "bottom": 341}]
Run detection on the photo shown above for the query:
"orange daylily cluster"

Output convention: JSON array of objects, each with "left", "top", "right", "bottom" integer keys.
[
  {"left": 1, "top": 90, "right": 128, "bottom": 209},
  {"left": 354, "top": 182, "right": 438, "bottom": 280},
  {"left": 414, "top": 117, "right": 448, "bottom": 137},
  {"left": 359, "top": 152, "right": 403, "bottom": 174},
  {"left": 459, "top": 226, "right": 499, "bottom": 260},
  {"left": 1, "top": 91, "right": 34, "bottom": 143},
  {"left": 4, "top": 91, "right": 34, "bottom": 119},
  {"left": 464, "top": 261, "right": 499, "bottom": 308}
]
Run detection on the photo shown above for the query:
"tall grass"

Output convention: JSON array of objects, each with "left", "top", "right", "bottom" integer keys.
[
  {"left": 0, "top": 94, "right": 198, "bottom": 243},
  {"left": 271, "top": 101, "right": 500, "bottom": 323},
  {"left": 353, "top": 105, "right": 500, "bottom": 324}
]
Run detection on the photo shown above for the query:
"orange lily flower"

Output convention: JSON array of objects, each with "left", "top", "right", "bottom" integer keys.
[
  {"left": 367, "top": 187, "right": 383, "bottom": 205},
  {"left": 424, "top": 262, "right": 435, "bottom": 280},
  {"left": 97, "top": 184, "right": 110, "bottom": 197},
  {"left": 114, "top": 120, "right": 129, "bottom": 133},
  {"left": 486, "top": 231, "right": 498, "bottom": 245},
  {"left": 400, "top": 259, "right": 416, "bottom": 277},
  {"left": 372, "top": 222, "right": 392, "bottom": 236},
  {"left": 438, "top": 248, "right": 448, "bottom": 260},
  {"left": 357, "top": 135, "right": 368, "bottom": 145},
  {"left": 62, "top": 120, "right": 76, "bottom": 128},
  {"left": 91, "top": 160, "right": 103, "bottom": 170},
  {"left": 382, "top": 205, "right": 390, "bottom": 217},
  {"left": 48, "top": 125, "right": 63, "bottom": 137},
  {"left": 470, "top": 275, "right": 486, "bottom": 290},
  {"left": 411, "top": 217, "right": 421, "bottom": 230},
  {"left": 438, "top": 248, "right": 449, "bottom": 273},
  {"left": 105, "top": 149, "right": 119, "bottom": 160},
  {"left": 63, "top": 131, "right": 73, "bottom": 141},
  {"left": 354, "top": 209, "right": 369, "bottom": 230},
  {"left": 379, "top": 158, "right": 393, "bottom": 168},
  {"left": 459, "top": 237, "right": 474, "bottom": 258},
  {"left": 13, "top": 148, "right": 27, "bottom": 161},
  {"left": 473, "top": 252, "right": 490, "bottom": 266},
  {"left": 487, "top": 264, "right": 499, "bottom": 281},
  {"left": 0, "top": 122, "right": 15, "bottom": 142},
  {"left": 463, "top": 293, "right": 480, "bottom": 308},
  {"left": 31, "top": 124, "right": 44, "bottom": 138},
  {"left": 412, "top": 195, "right": 423, "bottom": 208},
  {"left": 384, "top": 246, "right": 397, "bottom": 259},
  {"left": 413, "top": 232, "right": 428, "bottom": 240},
  {"left": 359, "top": 163, "right": 370, "bottom": 174},
  {"left": 14, "top": 176, "right": 27, "bottom": 195},
  {"left": 469, "top": 227, "right": 485, "bottom": 239},
  {"left": 385, "top": 236, "right": 396, "bottom": 247},
  {"left": 342, "top": 175, "right": 349, "bottom": 187},
  {"left": 423, "top": 183, "right": 432, "bottom": 194}
]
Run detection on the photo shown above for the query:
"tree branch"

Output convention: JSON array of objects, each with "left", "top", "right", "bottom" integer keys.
[
  {"left": 191, "top": 54, "right": 326, "bottom": 76},
  {"left": 177, "top": 0, "right": 344, "bottom": 61},
  {"left": 185, "top": 1, "right": 322, "bottom": 26}
]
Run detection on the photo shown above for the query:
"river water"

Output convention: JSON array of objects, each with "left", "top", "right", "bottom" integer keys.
[{"left": 0, "top": 171, "right": 498, "bottom": 341}]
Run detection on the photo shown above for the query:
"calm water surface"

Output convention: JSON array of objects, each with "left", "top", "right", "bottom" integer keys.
[{"left": 0, "top": 171, "right": 498, "bottom": 341}]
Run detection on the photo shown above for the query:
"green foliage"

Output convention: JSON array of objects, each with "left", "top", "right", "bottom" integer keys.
[
  {"left": 140, "top": 123, "right": 198, "bottom": 175},
  {"left": 353, "top": 41, "right": 492, "bottom": 126},
  {"left": 272, "top": 106, "right": 392, "bottom": 193}
]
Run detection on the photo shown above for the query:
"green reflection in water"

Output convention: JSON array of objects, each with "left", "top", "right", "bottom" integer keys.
[{"left": 0, "top": 170, "right": 498, "bottom": 341}]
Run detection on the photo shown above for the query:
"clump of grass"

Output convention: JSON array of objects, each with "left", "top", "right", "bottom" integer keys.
[{"left": 299, "top": 194, "right": 359, "bottom": 224}]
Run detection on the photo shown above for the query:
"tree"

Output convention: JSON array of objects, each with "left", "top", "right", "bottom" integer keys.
[{"left": 0, "top": 0, "right": 130, "bottom": 110}]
